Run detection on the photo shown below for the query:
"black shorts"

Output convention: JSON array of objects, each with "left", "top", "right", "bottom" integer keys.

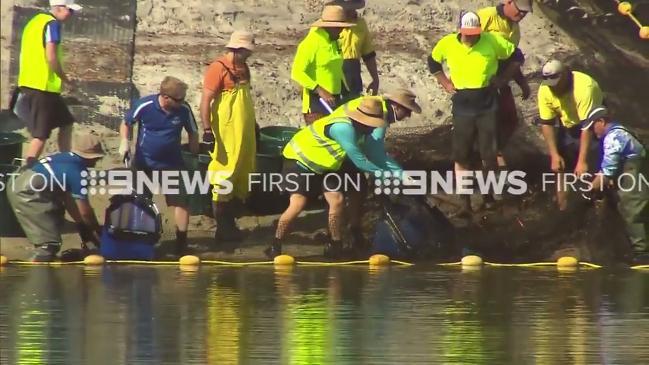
[
  {"left": 281, "top": 159, "right": 367, "bottom": 198},
  {"left": 15, "top": 87, "right": 74, "bottom": 139},
  {"left": 452, "top": 110, "right": 498, "bottom": 168},
  {"left": 134, "top": 165, "right": 189, "bottom": 208}
]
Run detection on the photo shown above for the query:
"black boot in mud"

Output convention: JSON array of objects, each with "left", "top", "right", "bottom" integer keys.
[
  {"left": 347, "top": 227, "right": 369, "bottom": 258},
  {"left": 213, "top": 202, "right": 244, "bottom": 244},
  {"left": 324, "top": 239, "right": 343, "bottom": 260},
  {"left": 30, "top": 244, "right": 57, "bottom": 262},
  {"left": 175, "top": 230, "right": 190, "bottom": 257},
  {"left": 264, "top": 238, "right": 282, "bottom": 259}
]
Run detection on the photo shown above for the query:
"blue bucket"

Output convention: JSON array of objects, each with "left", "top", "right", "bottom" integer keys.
[{"left": 100, "top": 227, "right": 155, "bottom": 260}]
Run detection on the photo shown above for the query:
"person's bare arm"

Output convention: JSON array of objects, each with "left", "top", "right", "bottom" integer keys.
[
  {"left": 434, "top": 72, "right": 456, "bottom": 94},
  {"left": 65, "top": 194, "right": 101, "bottom": 243},
  {"left": 45, "top": 42, "right": 69, "bottom": 84},
  {"left": 200, "top": 87, "right": 216, "bottom": 131},
  {"left": 540, "top": 122, "right": 565, "bottom": 172},
  {"left": 575, "top": 129, "right": 591, "bottom": 175},
  {"left": 118, "top": 121, "right": 132, "bottom": 162},
  {"left": 188, "top": 132, "right": 199, "bottom": 154},
  {"left": 364, "top": 56, "right": 379, "bottom": 95},
  {"left": 513, "top": 68, "right": 531, "bottom": 100}
]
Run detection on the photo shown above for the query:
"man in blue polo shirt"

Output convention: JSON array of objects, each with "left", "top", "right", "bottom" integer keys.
[
  {"left": 8, "top": 134, "right": 105, "bottom": 262},
  {"left": 119, "top": 76, "right": 199, "bottom": 257}
]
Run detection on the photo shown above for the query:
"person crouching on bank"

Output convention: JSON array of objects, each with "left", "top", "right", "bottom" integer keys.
[
  {"left": 8, "top": 135, "right": 105, "bottom": 262},
  {"left": 264, "top": 98, "right": 398, "bottom": 260},
  {"left": 583, "top": 107, "right": 649, "bottom": 266}
]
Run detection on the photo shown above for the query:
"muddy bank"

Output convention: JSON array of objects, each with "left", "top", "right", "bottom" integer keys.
[{"left": 1, "top": 0, "right": 647, "bottom": 263}]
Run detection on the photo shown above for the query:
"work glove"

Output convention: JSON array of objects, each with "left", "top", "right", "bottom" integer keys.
[
  {"left": 118, "top": 138, "right": 130, "bottom": 164},
  {"left": 77, "top": 223, "right": 100, "bottom": 251},
  {"left": 203, "top": 128, "right": 215, "bottom": 143}
]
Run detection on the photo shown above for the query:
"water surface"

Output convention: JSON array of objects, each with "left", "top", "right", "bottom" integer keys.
[{"left": 1, "top": 265, "right": 648, "bottom": 364}]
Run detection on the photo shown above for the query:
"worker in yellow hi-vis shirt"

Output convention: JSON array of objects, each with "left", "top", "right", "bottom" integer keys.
[
  {"left": 478, "top": 0, "right": 533, "bottom": 172},
  {"left": 14, "top": 0, "right": 83, "bottom": 167},
  {"left": 537, "top": 59, "right": 603, "bottom": 211},
  {"left": 291, "top": 5, "right": 354, "bottom": 124},
  {"left": 427, "top": 11, "right": 524, "bottom": 216},
  {"left": 326, "top": 0, "right": 379, "bottom": 101}
]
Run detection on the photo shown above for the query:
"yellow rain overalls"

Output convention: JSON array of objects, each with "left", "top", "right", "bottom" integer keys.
[{"left": 207, "top": 62, "right": 257, "bottom": 203}]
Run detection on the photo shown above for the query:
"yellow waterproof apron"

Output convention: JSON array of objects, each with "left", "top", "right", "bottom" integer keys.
[{"left": 207, "top": 65, "right": 257, "bottom": 202}]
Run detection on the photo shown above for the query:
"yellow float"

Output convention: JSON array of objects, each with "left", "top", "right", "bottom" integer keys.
[
  {"left": 83, "top": 254, "right": 105, "bottom": 265},
  {"left": 179, "top": 255, "right": 201, "bottom": 266},
  {"left": 369, "top": 254, "right": 390, "bottom": 266},
  {"left": 273, "top": 254, "right": 296, "bottom": 266},
  {"left": 461, "top": 255, "right": 483, "bottom": 267}
]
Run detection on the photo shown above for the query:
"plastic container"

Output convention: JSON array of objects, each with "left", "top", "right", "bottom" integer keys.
[
  {"left": 258, "top": 126, "right": 298, "bottom": 155},
  {"left": 0, "top": 132, "right": 26, "bottom": 165},
  {"left": 180, "top": 143, "right": 213, "bottom": 216},
  {"left": 0, "top": 164, "right": 26, "bottom": 237}
]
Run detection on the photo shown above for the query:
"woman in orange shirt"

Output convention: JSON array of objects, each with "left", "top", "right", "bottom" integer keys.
[{"left": 199, "top": 31, "right": 256, "bottom": 247}]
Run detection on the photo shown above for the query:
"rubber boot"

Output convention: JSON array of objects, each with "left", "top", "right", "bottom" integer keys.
[
  {"left": 348, "top": 226, "right": 369, "bottom": 258},
  {"left": 30, "top": 244, "right": 57, "bottom": 262},
  {"left": 213, "top": 202, "right": 243, "bottom": 242},
  {"left": 323, "top": 239, "right": 343, "bottom": 260},
  {"left": 175, "top": 230, "right": 189, "bottom": 257},
  {"left": 264, "top": 238, "right": 282, "bottom": 259}
]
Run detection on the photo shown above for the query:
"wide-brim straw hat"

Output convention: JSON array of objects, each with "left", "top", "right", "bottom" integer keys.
[
  {"left": 384, "top": 89, "right": 422, "bottom": 114},
  {"left": 226, "top": 30, "right": 255, "bottom": 51},
  {"left": 345, "top": 98, "right": 387, "bottom": 128},
  {"left": 312, "top": 5, "right": 355, "bottom": 28},
  {"left": 72, "top": 134, "right": 106, "bottom": 160},
  {"left": 324, "top": 0, "right": 366, "bottom": 10}
]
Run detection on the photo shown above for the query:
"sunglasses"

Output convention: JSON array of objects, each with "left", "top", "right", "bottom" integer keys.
[{"left": 165, "top": 94, "right": 185, "bottom": 103}]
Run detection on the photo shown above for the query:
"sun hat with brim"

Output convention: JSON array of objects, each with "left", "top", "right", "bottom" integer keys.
[
  {"left": 384, "top": 89, "right": 422, "bottom": 114},
  {"left": 541, "top": 59, "right": 565, "bottom": 87},
  {"left": 514, "top": 0, "right": 534, "bottom": 13},
  {"left": 312, "top": 5, "right": 355, "bottom": 28},
  {"left": 50, "top": 0, "right": 83, "bottom": 12},
  {"left": 325, "top": 0, "right": 366, "bottom": 10},
  {"left": 581, "top": 106, "right": 608, "bottom": 131},
  {"left": 459, "top": 11, "right": 482, "bottom": 36},
  {"left": 73, "top": 135, "right": 105, "bottom": 160},
  {"left": 345, "top": 99, "right": 387, "bottom": 128},
  {"left": 226, "top": 30, "right": 255, "bottom": 51}
]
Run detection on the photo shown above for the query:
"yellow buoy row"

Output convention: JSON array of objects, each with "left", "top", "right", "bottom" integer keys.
[
  {"left": 456, "top": 255, "right": 583, "bottom": 270},
  {"left": 2, "top": 254, "right": 639, "bottom": 269},
  {"left": 617, "top": 1, "right": 649, "bottom": 39}
]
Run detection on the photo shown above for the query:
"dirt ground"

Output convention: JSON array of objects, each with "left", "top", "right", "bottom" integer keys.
[{"left": 1, "top": 0, "right": 647, "bottom": 262}]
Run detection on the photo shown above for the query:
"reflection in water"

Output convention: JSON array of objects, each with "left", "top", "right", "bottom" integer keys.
[
  {"left": 206, "top": 284, "right": 240, "bottom": 364},
  {"left": 1, "top": 266, "right": 648, "bottom": 364}
]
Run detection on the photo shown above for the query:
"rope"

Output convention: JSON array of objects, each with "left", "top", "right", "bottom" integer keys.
[
  {"left": 432, "top": 261, "right": 605, "bottom": 269},
  {"left": 0, "top": 258, "right": 642, "bottom": 269},
  {"left": 3, "top": 259, "right": 413, "bottom": 267}
]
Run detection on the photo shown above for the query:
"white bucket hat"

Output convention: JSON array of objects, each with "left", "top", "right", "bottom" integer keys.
[{"left": 50, "top": 0, "right": 83, "bottom": 12}]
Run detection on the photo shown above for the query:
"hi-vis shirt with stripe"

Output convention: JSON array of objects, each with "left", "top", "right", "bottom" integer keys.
[{"left": 283, "top": 115, "right": 351, "bottom": 174}]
